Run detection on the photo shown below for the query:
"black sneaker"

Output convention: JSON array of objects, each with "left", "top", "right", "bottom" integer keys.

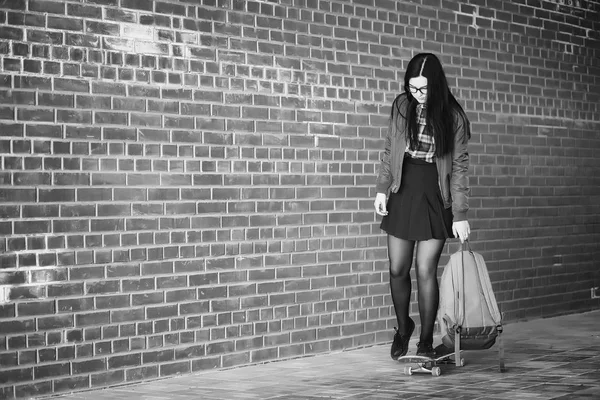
[
  {"left": 434, "top": 343, "right": 453, "bottom": 357},
  {"left": 390, "top": 318, "right": 415, "bottom": 360},
  {"left": 416, "top": 342, "right": 435, "bottom": 358}
]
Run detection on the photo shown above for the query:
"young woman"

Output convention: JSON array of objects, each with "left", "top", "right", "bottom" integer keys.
[{"left": 374, "top": 53, "right": 471, "bottom": 359}]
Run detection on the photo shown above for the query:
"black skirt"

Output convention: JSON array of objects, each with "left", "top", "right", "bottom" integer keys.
[{"left": 380, "top": 156, "right": 453, "bottom": 241}]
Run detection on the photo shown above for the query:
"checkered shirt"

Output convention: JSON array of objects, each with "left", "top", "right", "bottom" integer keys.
[{"left": 405, "top": 104, "right": 436, "bottom": 163}]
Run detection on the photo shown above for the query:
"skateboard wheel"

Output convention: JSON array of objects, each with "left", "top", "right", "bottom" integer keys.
[
  {"left": 431, "top": 367, "right": 441, "bottom": 376},
  {"left": 403, "top": 366, "right": 413, "bottom": 376},
  {"left": 459, "top": 358, "right": 465, "bottom": 367}
]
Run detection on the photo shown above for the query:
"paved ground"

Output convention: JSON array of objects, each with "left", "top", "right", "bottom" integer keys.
[{"left": 45, "top": 310, "right": 599, "bottom": 400}]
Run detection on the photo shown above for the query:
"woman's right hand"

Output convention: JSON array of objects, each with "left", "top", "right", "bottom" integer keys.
[{"left": 374, "top": 193, "right": 388, "bottom": 216}]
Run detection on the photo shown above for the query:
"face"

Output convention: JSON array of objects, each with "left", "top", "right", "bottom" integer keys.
[{"left": 408, "top": 76, "right": 428, "bottom": 104}]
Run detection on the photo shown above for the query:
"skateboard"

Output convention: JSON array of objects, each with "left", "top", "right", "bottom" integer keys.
[{"left": 397, "top": 351, "right": 464, "bottom": 376}]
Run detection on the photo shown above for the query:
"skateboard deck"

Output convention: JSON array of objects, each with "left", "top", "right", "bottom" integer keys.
[{"left": 397, "top": 352, "right": 464, "bottom": 376}]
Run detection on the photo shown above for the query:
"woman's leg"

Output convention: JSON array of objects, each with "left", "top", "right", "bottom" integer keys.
[
  {"left": 387, "top": 235, "right": 416, "bottom": 359},
  {"left": 387, "top": 235, "right": 415, "bottom": 332},
  {"left": 415, "top": 238, "right": 446, "bottom": 347}
]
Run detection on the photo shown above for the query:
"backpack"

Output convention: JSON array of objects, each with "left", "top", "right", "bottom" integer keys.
[{"left": 437, "top": 241, "right": 506, "bottom": 372}]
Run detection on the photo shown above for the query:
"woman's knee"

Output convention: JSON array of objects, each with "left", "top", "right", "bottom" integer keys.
[
  {"left": 415, "top": 262, "right": 437, "bottom": 281},
  {"left": 389, "top": 262, "right": 411, "bottom": 279}
]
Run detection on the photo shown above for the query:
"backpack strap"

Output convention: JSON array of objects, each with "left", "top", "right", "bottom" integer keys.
[
  {"left": 455, "top": 325, "right": 461, "bottom": 365},
  {"left": 451, "top": 243, "right": 466, "bottom": 365},
  {"left": 455, "top": 246, "right": 466, "bottom": 327},
  {"left": 498, "top": 324, "right": 506, "bottom": 372}
]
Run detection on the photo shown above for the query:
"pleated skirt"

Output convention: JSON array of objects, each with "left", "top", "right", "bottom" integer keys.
[{"left": 380, "top": 156, "right": 453, "bottom": 241}]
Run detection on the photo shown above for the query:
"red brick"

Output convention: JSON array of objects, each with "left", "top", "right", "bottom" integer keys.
[
  {"left": 53, "top": 375, "right": 90, "bottom": 393},
  {"left": 108, "top": 353, "right": 140, "bottom": 369},
  {"left": 75, "top": 312, "right": 109, "bottom": 327},
  {"left": 37, "top": 315, "right": 73, "bottom": 331},
  {"left": 0, "top": 319, "right": 35, "bottom": 335},
  {"left": 14, "top": 381, "right": 52, "bottom": 398},
  {"left": 33, "top": 362, "right": 69, "bottom": 379},
  {"left": 90, "top": 370, "right": 124, "bottom": 388}
]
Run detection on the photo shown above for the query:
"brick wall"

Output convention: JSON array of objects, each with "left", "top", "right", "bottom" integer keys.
[{"left": 1, "top": 0, "right": 599, "bottom": 398}]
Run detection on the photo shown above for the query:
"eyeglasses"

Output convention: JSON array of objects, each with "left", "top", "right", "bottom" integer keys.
[{"left": 408, "top": 85, "right": 428, "bottom": 95}]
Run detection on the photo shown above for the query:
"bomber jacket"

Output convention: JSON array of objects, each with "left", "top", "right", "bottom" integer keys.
[{"left": 375, "top": 93, "right": 470, "bottom": 222}]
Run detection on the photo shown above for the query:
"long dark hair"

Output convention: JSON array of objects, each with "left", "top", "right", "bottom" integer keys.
[{"left": 391, "top": 53, "right": 469, "bottom": 156}]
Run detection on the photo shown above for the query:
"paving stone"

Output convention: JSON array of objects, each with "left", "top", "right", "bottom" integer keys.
[{"left": 41, "top": 310, "right": 600, "bottom": 400}]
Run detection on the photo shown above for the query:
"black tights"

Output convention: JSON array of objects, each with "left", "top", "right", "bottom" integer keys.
[{"left": 388, "top": 235, "right": 446, "bottom": 344}]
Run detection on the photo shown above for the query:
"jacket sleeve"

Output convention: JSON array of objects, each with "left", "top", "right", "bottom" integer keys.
[
  {"left": 450, "top": 113, "right": 470, "bottom": 221},
  {"left": 375, "top": 94, "right": 406, "bottom": 194},
  {"left": 375, "top": 126, "right": 392, "bottom": 194}
]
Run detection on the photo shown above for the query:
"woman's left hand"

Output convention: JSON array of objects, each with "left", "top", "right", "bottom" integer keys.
[{"left": 452, "top": 220, "right": 470, "bottom": 243}]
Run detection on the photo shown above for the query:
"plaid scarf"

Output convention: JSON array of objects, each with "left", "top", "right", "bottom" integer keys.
[
  {"left": 405, "top": 104, "right": 436, "bottom": 163},
  {"left": 417, "top": 103, "right": 427, "bottom": 126}
]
